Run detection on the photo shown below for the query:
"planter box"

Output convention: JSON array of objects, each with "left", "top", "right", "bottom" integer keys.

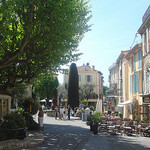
[{"left": 0, "top": 128, "right": 27, "bottom": 141}]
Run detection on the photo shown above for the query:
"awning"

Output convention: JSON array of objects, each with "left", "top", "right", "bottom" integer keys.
[
  {"left": 40, "top": 99, "right": 46, "bottom": 102},
  {"left": 140, "top": 94, "right": 150, "bottom": 97},
  {"left": 117, "top": 104, "right": 124, "bottom": 107},
  {"left": 119, "top": 100, "right": 132, "bottom": 105}
]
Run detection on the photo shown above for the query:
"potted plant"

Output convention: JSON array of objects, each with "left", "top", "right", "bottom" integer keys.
[
  {"left": 91, "top": 112, "right": 103, "bottom": 134},
  {"left": 119, "top": 112, "right": 123, "bottom": 119},
  {"left": 86, "top": 115, "right": 93, "bottom": 131},
  {"left": 114, "top": 110, "right": 119, "bottom": 116},
  {"left": 142, "top": 116, "right": 148, "bottom": 122}
]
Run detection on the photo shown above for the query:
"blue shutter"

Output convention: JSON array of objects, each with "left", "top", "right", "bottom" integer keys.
[
  {"left": 90, "top": 75, "right": 93, "bottom": 82},
  {"left": 130, "top": 75, "right": 132, "bottom": 93},
  {"left": 134, "top": 73, "right": 136, "bottom": 93},
  {"left": 140, "top": 50, "right": 142, "bottom": 67},
  {"left": 79, "top": 75, "right": 81, "bottom": 82},
  {"left": 134, "top": 72, "right": 139, "bottom": 93},
  {"left": 138, "top": 50, "right": 142, "bottom": 68},
  {"left": 133, "top": 55, "right": 135, "bottom": 70},
  {"left": 138, "top": 51, "right": 140, "bottom": 68},
  {"left": 85, "top": 75, "right": 87, "bottom": 82},
  {"left": 130, "top": 57, "right": 133, "bottom": 72},
  {"left": 136, "top": 71, "right": 139, "bottom": 92}
]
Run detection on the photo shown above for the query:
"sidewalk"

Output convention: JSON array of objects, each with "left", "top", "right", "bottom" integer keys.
[{"left": 0, "top": 130, "right": 44, "bottom": 150}]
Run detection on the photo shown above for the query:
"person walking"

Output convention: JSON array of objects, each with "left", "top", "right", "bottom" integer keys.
[
  {"left": 63, "top": 106, "right": 67, "bottom": 120},
  {"left": 68, "top": 105, "right": 71, "bottom": 120},
  {"left": 38, "top": 107, "right": 44, "bottom": 130},
  {"left": 55, "top": 106, "right": 59, "bottom": 119},
  {"left": 60, "top": 107, "right": 64, "bottom": 120}
]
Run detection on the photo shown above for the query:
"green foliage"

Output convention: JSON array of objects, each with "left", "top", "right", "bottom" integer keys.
[
  {"left": 1, "top": 112, "right": 26, "bottom": 130},
  {"left": 23, "top": 112, "right": 39, "bottom": 130},
  {"left": 80, "top": 99, "right": 88, "bottom": 109},
  {"left": 103, "top": 86, "right": 109, "bottom": 97},
  {"left": 119, "top": 112, "right": 123, "bottom": 118},
  {"left": 142, "top": 116, "right": 148, "bottom": 122},
  {"left": 114, "top": 110, "right": 119, "bottom": 115},
  {"left": 90, "top": 106, "right": 95, "bottom": 111},
  {"left": 0, "top": 0, "right": 91, "bottom": 93},
  {"left": 135, "top": 115, "right": 140, "bottom": 121},
  {"left": 86, "top": 114, "right": 93, "bottom": 125},
  {"left": 57, "top": 83, "right": 67, "bottom": 100},
  {"left": 33, "top": 72, "right": 59, "bottom": 99},
  {"left": 21, "top": 97, "right": 40, "bottom": 115},
  {"left": 68, "top": 63, "right": 79, "bottom": 109},
  {"left": 91, "top": 112, "right": 103, "bottom": 125},
  {"left": 79, "top": 83, "right": 95, "bottom": 100}
]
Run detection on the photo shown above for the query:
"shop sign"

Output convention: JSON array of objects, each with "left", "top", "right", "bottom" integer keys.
[
  {"left": 143, "top": 97, "right": 150, "bottom": 103},
  {"left": 80, "top": 104, "right": 84, "bottom": 108}
]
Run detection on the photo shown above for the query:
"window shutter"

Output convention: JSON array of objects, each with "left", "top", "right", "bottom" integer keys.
[
  {"left": 138, "top": 50, "right": 142, "bottom": 68},
  {"left": 130, "top": 75, "right": 132, "bottom": 93},
  {"left": 85, "top": 75, "right": 87, "bottom": 82},
  {"left": 134, "top": 73, "right": 136, "bottom": 93},
  {"left": 133, "top": 55, "right": 135, "bottom": 70},
  {"left": 136, "top": 71, "right": 139, "bottom": 92},
  {"left": 90, "top": 75, "right": 93, "bottom": 82},
  {"left": 140, "top": 50, "right": 142, "bottom": 67},
  {"left": 138, "top": 51, "right": 140, "bottom": 68},
  {"left": 130, "top": 57, "right": 133, "bottom": 72}
]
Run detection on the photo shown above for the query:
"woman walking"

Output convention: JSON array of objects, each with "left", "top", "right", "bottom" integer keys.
[{"left": 38, "top": 107, "right": 44, "bottom": 130}]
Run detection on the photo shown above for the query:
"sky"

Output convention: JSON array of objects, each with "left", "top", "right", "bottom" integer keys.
[{"left": 58, "top": 0, "right": 150, "bottom": 86}]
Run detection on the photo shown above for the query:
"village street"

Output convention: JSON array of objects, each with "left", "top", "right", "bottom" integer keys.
[{"left": 14, "top": 114, "right": 150, "bottom": 150}]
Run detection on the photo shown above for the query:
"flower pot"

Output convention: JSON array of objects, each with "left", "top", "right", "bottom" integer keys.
[{"left": 92, "top": 124, "right": 98, "bottom": 134}]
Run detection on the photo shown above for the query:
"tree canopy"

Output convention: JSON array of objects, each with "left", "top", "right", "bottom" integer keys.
[
  {"left": 33, "top": 73, "right": 59, "bottom": 100},
  {"left": 0, "top": 0, "right": 91, "bottom": 93}
]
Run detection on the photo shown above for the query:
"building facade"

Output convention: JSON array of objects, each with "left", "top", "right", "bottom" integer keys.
[
  {"left": 125, "top": 43, "right": 143, "bottom": 120},
  {"left": 63, "top": 63, "right": 104, "bottom": 105},
  {"left": 138, "top": 5, "right": 150, "bottom": 121},
  {"left": 108, "top": 51, "right": 129, "bottom": 114}
]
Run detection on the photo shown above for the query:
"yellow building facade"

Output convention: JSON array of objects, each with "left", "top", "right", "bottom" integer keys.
[
  {"left": 125, "top": 43, "right": 143, "bottom": 120},
  {"left": 64, "top": 63, "right": 103, "bottom": 104}
]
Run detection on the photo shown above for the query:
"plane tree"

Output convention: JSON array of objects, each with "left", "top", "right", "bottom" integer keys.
[{"left": 0, "top": 0, "right": 91, "bottom": 94}]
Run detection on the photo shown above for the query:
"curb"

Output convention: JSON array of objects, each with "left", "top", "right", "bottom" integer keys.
[{"left": 0, "top": 130, "right": 44, "bottom": 150}]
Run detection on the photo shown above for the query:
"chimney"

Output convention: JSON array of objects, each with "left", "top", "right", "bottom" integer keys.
[{"left": 92, "top": 65, "right": 95, "bottom": 70}]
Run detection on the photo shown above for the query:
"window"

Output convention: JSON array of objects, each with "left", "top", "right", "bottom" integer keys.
[
  {"left": 133, "top": 55, "right": 135, "bottom": 70},
  {"left": 138, "top": 50, "right": 142, "bottom": 68},
  {"left": 85, "top": 75, "right": 93, "bottom": 82},
  {"left": 134, "top": 71, "right": 139, "bottom": 93},
  {"left": 79, "top": 75, "right": 81, "bottom": 82}
]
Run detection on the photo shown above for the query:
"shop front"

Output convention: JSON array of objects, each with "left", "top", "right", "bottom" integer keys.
[{"left": 140, "top": 96, "right": 150, "bottom": 121}]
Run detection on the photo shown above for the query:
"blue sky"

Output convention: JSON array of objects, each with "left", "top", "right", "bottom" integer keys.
[{"left": 58, "top": 0, "right": 150, "bottom": 86}]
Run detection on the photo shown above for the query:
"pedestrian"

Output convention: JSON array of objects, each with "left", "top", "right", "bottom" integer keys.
[
  {"left": 68, "top": 105, "right": 71, "bottom": 120},
  {"left": 60, "top": 107, "right": 64, "bottom": 120},
  {"left": 63, "top": 106, "right": 67, "bottom": 120},
  {"left": 55, "top": 106, "right": 59, "bottom": 119},
  {"left": 38, "top": 107, "right": 44, "bottom": 130}
]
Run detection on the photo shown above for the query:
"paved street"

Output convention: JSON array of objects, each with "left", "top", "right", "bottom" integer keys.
[{"left": 16, "top": 114, "right": 150, "bottom": 150}]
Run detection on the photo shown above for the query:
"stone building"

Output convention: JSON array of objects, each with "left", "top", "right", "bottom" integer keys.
[{"left": 138, "top": 5, "right": 150, "bottom": 121}]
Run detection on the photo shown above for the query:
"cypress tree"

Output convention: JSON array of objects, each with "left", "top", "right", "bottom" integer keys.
[{"left": 68, "top": 63, "right": 79, "bottom": 109}]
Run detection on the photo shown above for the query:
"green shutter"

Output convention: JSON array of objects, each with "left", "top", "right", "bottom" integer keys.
[{"left": 130, "top": 75, "right": 132, "bottom": 93}]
